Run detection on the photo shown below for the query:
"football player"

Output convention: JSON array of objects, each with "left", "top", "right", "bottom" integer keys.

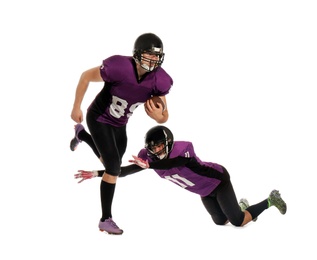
[
  {"left": 70, "top": 33, "right": 173, "bottom": 235},
  {"left": 76, "top": 126, "right": 287, "bottom": 231}
]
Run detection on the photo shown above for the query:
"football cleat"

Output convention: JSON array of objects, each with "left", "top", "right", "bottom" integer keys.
[
  {"left": 70, "top": 124, "right": 84, "bottom": 151},
  {"left": 268, "top": 190, "right": 287, "bottom": 215},
  {"left": 99, "top": 218, "right": 123, "bottom": 235},
  {"left": 239, "top": 198, "right": 249, "bottom": 212}
]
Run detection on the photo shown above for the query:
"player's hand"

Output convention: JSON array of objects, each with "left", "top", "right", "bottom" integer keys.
[
  {"left": 71, "top": 107, "right": 83, "bottom": 123},
  {"left": 74, "top": 170, "right": 98, "bottom": 183},
  {"left": 129, "top": 155, "right": 149, "bottom": 169},
  {"left": 144, "top": 99, "right": 165, "bottom": 122}
]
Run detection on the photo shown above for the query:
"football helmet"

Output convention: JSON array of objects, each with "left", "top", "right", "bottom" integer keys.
[
  {"left": 145, "top": 125, "right": 174, "bottom": 159},
  {"left": 133, "top": 33, "right": 165, "bottom": 72}
]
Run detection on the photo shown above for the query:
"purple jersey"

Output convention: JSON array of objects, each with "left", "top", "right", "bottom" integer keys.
[
  {"left": 88, "top": 55, "right": 173, "bottom": 127},
  {"left": 138, "top": 141, "right": 223, "bottom": 197}
]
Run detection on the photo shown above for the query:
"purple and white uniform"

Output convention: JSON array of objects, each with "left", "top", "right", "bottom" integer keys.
[
  {"left": 86, "top": 55, "right": 172, "bottom": 176},
  {"left": 138, "top": 141, "right": 224, "bottom": 197},
  {"left": 131, "top": 141, "right": 246, "bottom": 226},
  {"left": 88, "top": 55, "right": 172, "bottom": 127}
]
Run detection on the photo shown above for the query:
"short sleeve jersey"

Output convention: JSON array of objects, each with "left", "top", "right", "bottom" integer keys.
[
  {"left": 88, "top": 55, "right": 173, "bottom": 127},
  {"left": 138, "top": 141, "right": 223, "bottom": 197}
]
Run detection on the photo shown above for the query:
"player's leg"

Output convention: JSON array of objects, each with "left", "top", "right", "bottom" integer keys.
[
  {"left": 70, "top": 123, "right": 101, "bottom": 159},
  {"left": 242, "top": 190, "right": 287, "bottom": 221},
  {"left": 201, "top": 193, "right": 228, "bottom": 225},
  {"left": 214, "top": 179, "right": 250, "bottom": 226},
  {"left": 87, "top": 114, "right": 125, "bottom": 235}
]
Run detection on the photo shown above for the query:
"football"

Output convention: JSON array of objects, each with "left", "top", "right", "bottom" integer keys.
[{"left": 149, "top": 96, "right": 165, "bottom": 110}]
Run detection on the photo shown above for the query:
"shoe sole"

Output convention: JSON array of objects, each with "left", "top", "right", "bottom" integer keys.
[{"left": 99, "top": 229, "right": 123, "bottom": 235}]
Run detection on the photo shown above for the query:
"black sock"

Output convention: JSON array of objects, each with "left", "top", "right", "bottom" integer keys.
[
  {"left": 245, "top": 199, "right": 268, "bottom": 220},
  {"left": 100, "top": 180, "right": 116, "bottom": 222}
]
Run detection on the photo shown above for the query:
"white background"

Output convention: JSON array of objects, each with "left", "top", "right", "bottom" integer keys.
[{"left": 1, "top": 0, "right": 316, "bottom": 259}]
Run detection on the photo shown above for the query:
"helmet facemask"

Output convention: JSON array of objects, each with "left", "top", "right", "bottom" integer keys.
[
  {"left": 135, "top": 49, "right": 165, "bottom": 72},
  {"left": 146, "top": 141, "right": 169, "bottom": 160}
]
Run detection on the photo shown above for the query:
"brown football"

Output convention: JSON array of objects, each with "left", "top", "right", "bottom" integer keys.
[{"left": 149, "top": 96, "right": 165, "bottom": 110}]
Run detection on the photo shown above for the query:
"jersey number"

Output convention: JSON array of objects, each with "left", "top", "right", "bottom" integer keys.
[
  {"left": 110, "top": 96, "right": 143, "bottom": 118},
  {"left": 165, "top": 174, "right": 195, "bottom": 188}
]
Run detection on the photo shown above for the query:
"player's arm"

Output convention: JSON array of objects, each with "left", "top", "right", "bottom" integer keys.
[
  {"left": 144, "top": 95, "right": 168, "bottom": 123},
  {"left": 75, "top": 164, "right": 145, "bottom": 183},
  {"left": 129, "top": 155, "right": 190, "bottom": 169},
  {"left": 120, "top": 164, "right": 145, "bottom": 177},
  {"left": 92, "top": 164, "right": 144, "bottom": 177},
  {"left": 185, "top": 157, "right": 230, "bottom": 181},
  {"left": 150, "top": 156, "right": 230, "bottom": 181},
  {"left": 148, "top": 156, "right": 190, "bottom": 169},
  {"left": 85, "top": 164, "right": 144, "bottom": 177},
  {"left": 130, "top": 156, "right": 230, "bottom": 181},
  {"left": 71, "top": 66, "right": 104, "bottom": 123}
]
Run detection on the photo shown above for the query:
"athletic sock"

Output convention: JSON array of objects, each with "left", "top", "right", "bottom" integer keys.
[
  {"left": 100, "top": 180, "right": 116, "bottom": 221},
  {"left": 245, "top": 199, "right": 268, "bottom": 220}
]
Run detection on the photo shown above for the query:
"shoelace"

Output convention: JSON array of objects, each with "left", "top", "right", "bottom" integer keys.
[{"left": 107, "top": 219, "right": 120, "bottom": 228}]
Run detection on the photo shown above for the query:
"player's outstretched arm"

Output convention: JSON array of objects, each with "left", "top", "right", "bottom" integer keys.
[{"left": 74, "top": 164, "right": 145, "bottom": 183}]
